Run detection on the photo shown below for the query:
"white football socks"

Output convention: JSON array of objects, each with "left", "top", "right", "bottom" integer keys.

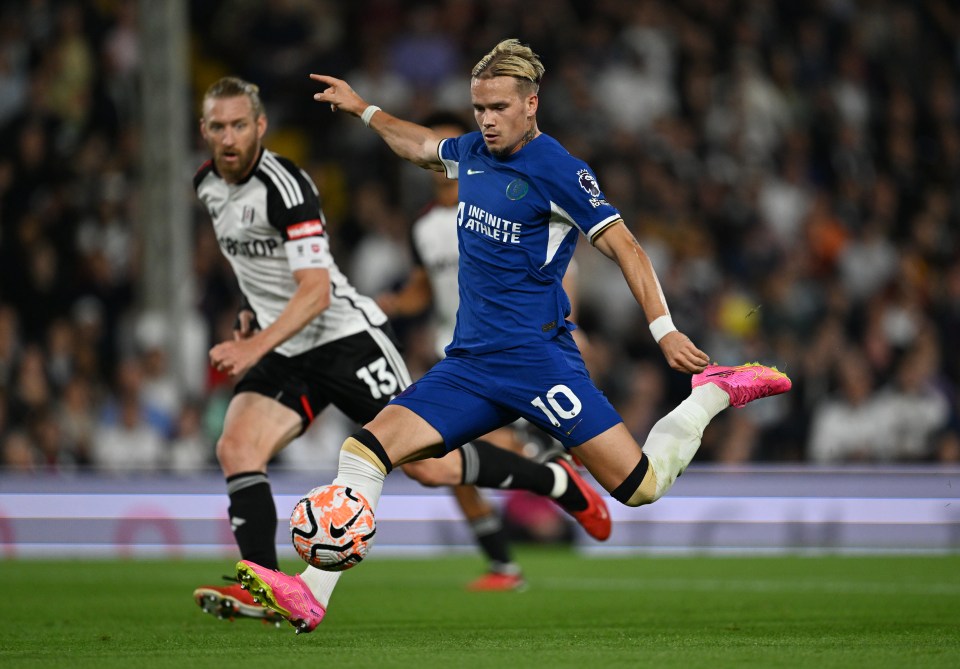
[
  {"left": 299, "top": 449, "right": 386, "bottom": 607},
  {"left": 641, "top": 383, "right": 730, "bottom": 502},
  {"left": 545, "top": 462, "right": 570, "bottom": 498},
  {"left": 296, "top": 384, "right": 731, "bottom": 604}
]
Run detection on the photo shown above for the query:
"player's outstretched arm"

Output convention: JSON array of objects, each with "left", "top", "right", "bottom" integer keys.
[
  {"left": 593, "top": 221, "right": 709, "bottom": 374},
  {"left": 309, "top": 74, "right": 444, "bottom": 171}
]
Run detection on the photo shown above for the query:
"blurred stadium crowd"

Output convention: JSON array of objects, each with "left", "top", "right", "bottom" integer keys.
[{"left": 1, "top": 0, "right": 959, "bottom": 474}]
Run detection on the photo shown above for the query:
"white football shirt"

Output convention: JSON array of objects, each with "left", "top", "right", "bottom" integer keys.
[
  {"left": 195, "top": 149, "right": 386, "bottom": 356},
  {"left": 409, "top": 203, "right": 460, "bottom": 358}
]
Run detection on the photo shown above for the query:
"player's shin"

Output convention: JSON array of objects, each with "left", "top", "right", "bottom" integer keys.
[
  {"left": 333, "top": 428, "right": 392, "bottom": 508},
  {"left": 616, "top": 384, "right": 729, "bottom": 506},
  {"left": 299, "top": 565, "right": 342, "bottom": 608},
  {"left": 226, "top": 471, "right": 279, "bottom": 569},
  {"left": 299, "top": 429, "right": 392, "bottom": 605},
  {"left": 462, "top": 440, "right": 561, "bottom": 497}
]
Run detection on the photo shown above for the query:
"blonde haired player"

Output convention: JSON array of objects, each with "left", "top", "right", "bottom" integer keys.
[
  {"left": 237, "top": 40, "right": 791, "bottom": 633},
  {"left": 192, "top": 75, "right": 611, "bottom": 624}
]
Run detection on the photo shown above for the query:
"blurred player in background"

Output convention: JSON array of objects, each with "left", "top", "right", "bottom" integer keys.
[
  {"left": 235, "top": 39, "right": 791, "bottom": 634},
  {"left": 191, "top": 76, "right": 610, "bottom": 624}
]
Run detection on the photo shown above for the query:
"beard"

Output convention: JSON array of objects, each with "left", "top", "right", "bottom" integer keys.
[
  {"left": 485, "top": 128, "right": 535, "bottom": 158},
  {"left": 215, "top": 146, "right": 257, "bottom": 182},
  {"left": 488, "top": 144, "right": 510, "bottom": 158}
]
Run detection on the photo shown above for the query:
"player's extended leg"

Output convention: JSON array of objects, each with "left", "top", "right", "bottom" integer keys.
[
  {"left": 237, "top": 401, "right": 615, "bottom": 632},
  {"left": 575, "top": 364, "right": 791, "bottom": 505},
  {"left": 238, "top": 404, "right": 510, "bottom": 631},
  {"left": 402, "top": 438, "right": 610, "bottom": 541},
  {"left": 194, "top": 393, "right": 302, "bottom": 623},
  {"left": 282, "top": 416, "right": 477, "bottom": 616},
  {"left": 238, "top": 404, "right": 435, "bottom": 632},
  {"left": 238, "top": 426, "right": 399, "bottom": 634}
]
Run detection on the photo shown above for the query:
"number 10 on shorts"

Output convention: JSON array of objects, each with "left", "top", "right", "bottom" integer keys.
[{"left": 530, "top": 384, "right": 582, "bottom": 427}]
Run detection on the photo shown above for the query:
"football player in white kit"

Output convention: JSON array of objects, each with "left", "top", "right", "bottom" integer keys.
[{"left": 191, "top": 77, "right": 611, "bottom": 624}]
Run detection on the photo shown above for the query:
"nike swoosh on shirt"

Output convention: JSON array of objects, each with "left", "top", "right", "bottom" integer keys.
[{"left": 467, "top": 169, "right": 485, "bottom": 175}]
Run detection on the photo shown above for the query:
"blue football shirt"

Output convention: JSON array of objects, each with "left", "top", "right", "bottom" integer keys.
[{"left": 438, "top": 131, "right": 622, "bottom": 354}]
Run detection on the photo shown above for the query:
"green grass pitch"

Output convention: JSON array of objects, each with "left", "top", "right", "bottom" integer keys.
[{"left": 2, "top": 551, "right": 958, "bottom": 669}]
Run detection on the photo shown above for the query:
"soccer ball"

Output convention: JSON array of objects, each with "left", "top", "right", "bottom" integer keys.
[{"left": 290, "top": 484, "right": 376, "bottom": 572}]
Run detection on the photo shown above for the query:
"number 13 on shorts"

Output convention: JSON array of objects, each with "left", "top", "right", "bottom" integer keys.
[{"left": 355, "top": 357, "right": 399, "bottom": 400}]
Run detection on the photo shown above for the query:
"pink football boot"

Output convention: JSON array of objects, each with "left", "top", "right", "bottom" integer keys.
[
  {"left": 692, "top": 363, "right": 792, "bottom": 408},
  {"left": 236, "top": 561, "right": 326, "bottom": 634}
]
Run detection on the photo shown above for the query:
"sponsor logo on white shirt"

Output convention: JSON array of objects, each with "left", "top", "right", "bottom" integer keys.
[{"left": 287, "top": 219, "right": 325, "bottom": 239}]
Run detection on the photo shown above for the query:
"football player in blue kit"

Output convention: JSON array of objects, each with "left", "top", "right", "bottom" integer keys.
[
  {"left": 237, "top": 39, "right": 792, "bottom": 633},
  {"left": 192, "top": 75, "right": 610, "bottom": 626},
  {"left": 379, "top": 110, "right": 594, "bottom": 591}
]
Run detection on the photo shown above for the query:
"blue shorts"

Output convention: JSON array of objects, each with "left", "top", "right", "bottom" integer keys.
[{"left": 390, "top": 332, "right": 622, "bottom": 450}]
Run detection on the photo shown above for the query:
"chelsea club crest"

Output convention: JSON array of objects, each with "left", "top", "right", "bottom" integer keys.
[{"left": 506, "top": 178, "right": 529, "bottom": 200}]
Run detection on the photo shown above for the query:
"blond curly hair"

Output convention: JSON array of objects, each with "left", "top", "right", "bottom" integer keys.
[{"left": 471, "top": 39, "right": 544, "bottom": 94}]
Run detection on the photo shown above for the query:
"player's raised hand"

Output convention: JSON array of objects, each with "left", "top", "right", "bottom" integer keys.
[
  {"left": 310, "top": 74, "right": 366, "bottom": 116},
  {"left": 658, "top": 331, "right": 710, "bottom": 375}
]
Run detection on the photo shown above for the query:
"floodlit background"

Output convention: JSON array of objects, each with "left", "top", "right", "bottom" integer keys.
[{"left": 0, "top": 0, "right": 957, "bottom": 556}]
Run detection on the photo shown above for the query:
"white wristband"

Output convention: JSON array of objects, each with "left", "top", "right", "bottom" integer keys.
[
  {"left": 649, "top": 314, "right": 677, "bottom": 343},
  {"left": 360, "top": 105, "right": 381, "bottom": 127}
]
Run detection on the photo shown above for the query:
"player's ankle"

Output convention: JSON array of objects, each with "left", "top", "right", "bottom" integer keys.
[{"left": 547, "top": 463, "right": 587, "bottom": 511}]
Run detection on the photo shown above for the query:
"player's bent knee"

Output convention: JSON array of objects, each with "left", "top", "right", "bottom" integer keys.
[
  {"left": 400, "top": 460, "right": 452, "bottom": 487},
  {"left": 611, "top": 454, "right": 659, "bottom": 507},
  {"left": 341, "top": 428, "right": 393, "bottom": 475},
  {"left": 214, "top": 437, "right": 230, "bottom": 464},
  {"left": 215, "top": 434, "right": 246, "bottom": 468}
]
